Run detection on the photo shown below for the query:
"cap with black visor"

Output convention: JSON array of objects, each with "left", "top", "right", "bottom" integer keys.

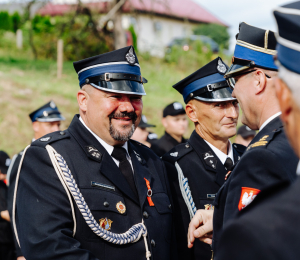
[
  {"left": 29, "top": 101, "right": 65, "bottom": 123},
  {"left": 73, "top": 46, "right": 147, "bottom": 96},
  {"left": 173, "top": 57, "right": 235, "bottom": 104},
  {"left": 225, "top": 22, "right": 278, "bottom": 89}
]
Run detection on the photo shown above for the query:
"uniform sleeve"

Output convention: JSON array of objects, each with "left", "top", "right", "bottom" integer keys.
[
  {"left": 224, "top": 148, "right": 291, "bottom": 223},
  {"left": 16, "top": 146, "right": 99, "bottom": 260}
]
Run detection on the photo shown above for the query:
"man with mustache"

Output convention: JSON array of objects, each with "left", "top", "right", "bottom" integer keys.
[
  {"left": 162, "top": 58, "right": 245, "bottom": 260},
  {"left": 13, "top": 46, "right": 175, "bottom": 260},
  {"left": 188, "top": 23, "right": 298, "bottom": 258}
]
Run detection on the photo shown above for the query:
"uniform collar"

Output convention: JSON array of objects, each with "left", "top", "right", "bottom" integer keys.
[
  {"left": 79, "top": 116, "right": 129, "bottom": 156},
  {"left": 204, "top": 139, "right": 234, "bottom": 164},
  {"left": 259, "top": 112, "right": 282, "bottom": 132}
]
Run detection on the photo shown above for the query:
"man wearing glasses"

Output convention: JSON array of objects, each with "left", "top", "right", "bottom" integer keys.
[{"left": 187, "top": 23, "right": 298, "bottom": 258}]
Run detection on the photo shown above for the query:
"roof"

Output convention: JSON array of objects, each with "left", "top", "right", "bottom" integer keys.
[{"left": 38, "top": 0, "right": 227, "bottom": 26}]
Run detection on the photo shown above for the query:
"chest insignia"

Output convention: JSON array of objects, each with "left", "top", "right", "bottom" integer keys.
[
  {"left": 238, "top": 187, "right": 261, "bottom": 211},
  {"left": 116, "top": 201, "right": 126, "bottom": 214},
  {"left": 202, "top": 151, "right": 217, "bottom": 169},
  {"left": 204, "top": 204, "right": 214, "bottom": 210},
  {"left": 170, "top": 152, "right": 178, "bottom": 157},
  {"left": 85, "top": 146, "right": 102, "bottom": 161},
  {"left": 99, "top": 217, "right": 113, "bottom": 231}
]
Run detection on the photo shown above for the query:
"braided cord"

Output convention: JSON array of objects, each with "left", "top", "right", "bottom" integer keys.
[
  {"left": 175, "top": 162, "right": 196, "bottom": 219},
  {"left": 46, "top": 145, "right": 151, "bottom": 259}
]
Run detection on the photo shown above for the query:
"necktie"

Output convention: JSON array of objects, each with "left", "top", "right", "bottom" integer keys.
[
  {"left": 112, "top": 146, "right": 138, "bottom": 198},
  {"left": 224, "top": 157, "right": 234, "bottom": 171}
]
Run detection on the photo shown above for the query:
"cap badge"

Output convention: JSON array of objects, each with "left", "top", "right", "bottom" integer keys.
[
  {"left": 170, "top": 152, "right": 178, "bottom": 157},
  {"left": 50, "top": 101, "right": 56, "bottom": 109},
  {"left": 5, "top": 158, "right": 11, "bottom": 167},
  {"left": 142, "top": 115, "right": 147, "bottom": 123},
  {"left": 40, "top": 137, "right": 51, "bottom": 142},
  {"left": 125, "top": 46, "right": 136, "bottom": 65},
  {"left": 173, "top": 102, "right": 183, "bottom": 110},
  {"left": 116, "top": 201, "right": 126, "bottom": 214},
  {"left": 43, "top": 111, "right": 48, "bottom": 117},
  {"left": 99, "top": 217, "right": 113, "bottom": 230},
  {"left": 217, "top": 59, "right": 227, "bottom": 74}
]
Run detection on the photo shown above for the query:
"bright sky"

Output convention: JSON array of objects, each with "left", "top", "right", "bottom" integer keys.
[{"left": 194, "top": 0, "right": 293, "bottom": 51}]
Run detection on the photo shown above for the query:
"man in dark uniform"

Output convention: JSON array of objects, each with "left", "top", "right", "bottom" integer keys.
[
  {"left": 0, "top": 151, "right": 14, "bottom": 260},
  {"left": 6, "top": 101, "right": 65, "bottom": 260},
  {"left": 216, "top": 3, "right": 300, "bottom": 259},
  {"left": 14, "top": 46, "right": 174, "bottom": 260},
  {"left": 162, "top": 57, "right": 245, "bottom": 260},
  {"left": 188, "top": 23, "right": 299, "bottom": 257},
  {"left": 151, "top": 102, "right": 188, "bottom": 157}
]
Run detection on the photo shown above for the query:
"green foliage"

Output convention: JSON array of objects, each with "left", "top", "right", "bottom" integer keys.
[
  {"left": 11, "top": 12, "right": 21, "bottom": 33},
  {"left": 32, "top": 15, "right": 54, "bottom": 34},
  {"left": 128, "top": 25, "right": 138, "bottom": 52},
  {"left": 193, "top": 23, "right": 230, "bottom": 49},
  {"left": 0, "top": 11, "right": 12, "bottom": 31}
]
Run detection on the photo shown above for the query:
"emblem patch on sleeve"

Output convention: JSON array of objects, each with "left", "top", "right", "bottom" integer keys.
[{"left": 238, "top": 187, "right": 260, "bottom": 210}]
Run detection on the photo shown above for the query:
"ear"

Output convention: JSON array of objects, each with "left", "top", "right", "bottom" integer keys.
[
  {"left": 161, "top": 117, "right": 168, "bottom": 128},
  {"left": 77, "top": 88, "right": 88, "bottom": 112},
  {"left": 253, "top": 70, "right": 267, "bottom": 95},
  {"left": 32, "top": 121, "right": 39, "bottom": 133},
  {"left": 275, "top": 78, "right": 292, "bottom": 124},
  {"left": 185, "top": 102, "right": 198, "bottom": 123}
]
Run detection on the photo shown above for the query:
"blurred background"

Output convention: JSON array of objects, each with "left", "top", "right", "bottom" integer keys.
[{"left": 0, "top": 0, "right": 289, "bottom": 155}]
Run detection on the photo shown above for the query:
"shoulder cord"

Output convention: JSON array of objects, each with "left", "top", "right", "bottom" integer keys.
[
  {"left": 45, "top": 145, "right": 151, "bottom": 260},
  {"left": 175, "top": 161, "right": 196, "bottom": 220}
]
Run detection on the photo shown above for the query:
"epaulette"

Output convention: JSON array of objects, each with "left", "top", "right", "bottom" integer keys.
[
  {"left": 31, "top": 130, "right": 70, "bottom": 148},
  {"left": 232, "top": 143, "right": 246, "bottom": 154},
  {"left": 246, "top": 128, "right": 281, "bottom": 151},
  {"left": 162, "top": 142, "right": 193, "bottom": 163}
]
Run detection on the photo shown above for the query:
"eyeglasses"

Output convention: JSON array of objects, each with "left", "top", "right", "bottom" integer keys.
[{"left": 226, "top": 70, "right": 271, "bottom": 89}]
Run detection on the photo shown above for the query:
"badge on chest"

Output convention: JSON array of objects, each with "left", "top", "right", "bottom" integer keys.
[{"left": 202, "top": 151, "right": 217, "bottom": 169}]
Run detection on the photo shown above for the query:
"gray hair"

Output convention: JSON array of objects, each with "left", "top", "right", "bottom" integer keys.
[{"left": 276, "top": 61, "right": 300, "bottom": 107}]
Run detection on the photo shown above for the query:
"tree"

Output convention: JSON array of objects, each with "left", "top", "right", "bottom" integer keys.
[
  {"left": 193, "top": 23, "right": 230, "bottom": 50},
  {"left": 0, "top": 11, "right": 12, "bottom": 31},
  {"left": 11, "top": 12, "right": 21, "bottom": 33}
]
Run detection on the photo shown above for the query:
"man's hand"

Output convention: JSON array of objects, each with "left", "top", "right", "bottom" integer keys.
[
  {"left": 17, "top": 257, "right": 26, "bottom": 260},
  {"left": 0, "top": 210, "right": 10, "bottom": 222},
  {"left": 188, "top": 209, "right": 214, "bottom": 248}
]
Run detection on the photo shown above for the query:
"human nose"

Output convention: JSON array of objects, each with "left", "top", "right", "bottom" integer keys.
[
  {"left": 226, "top": 104, "right": 238, "bottom": 119},
  {"left": 118, "top": 97, "right": 135, "bottom": 113}
]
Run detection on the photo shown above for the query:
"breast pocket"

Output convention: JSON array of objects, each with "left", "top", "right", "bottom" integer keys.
[
  {"left": 79, "top": 188, "right": 129, "bottom": 241},
  {"left": 151, "top": 192, "right": 172, "bottom": 243}
]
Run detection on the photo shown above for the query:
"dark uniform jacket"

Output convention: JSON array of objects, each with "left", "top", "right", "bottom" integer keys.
[
  {"left": 212, "top": 116, "right": 298, "bottom": 256},
  {"left": 151, "top": 131, "right": 187, "bottom": 157},
  {"left": 7, "top": 151, "right": 23, "bottom": 257},
  {"left": 15, "top": 115, "right": 175, "bottom": 260},
  {"left": 215, "top": 177, "right": 299, "bottom": 260},
  {"left": 162, "top": 130, "right": 245, "bottom": 260}
]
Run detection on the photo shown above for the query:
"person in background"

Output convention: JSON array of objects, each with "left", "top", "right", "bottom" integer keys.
[
  {"left": 6, "top": 100, "right": 65, "bottom": 260},
  {"left": 131, "top": 115, "right": 156, "bottom": 147},
  {"left": 0, "top": 151, "right": 14, "bottom": 260},
  {"left": 151, "top": 102, "right": 188, "bottom": 157},
  {"left": 235, "top": 125, "right": 256, "bottom": 146}
]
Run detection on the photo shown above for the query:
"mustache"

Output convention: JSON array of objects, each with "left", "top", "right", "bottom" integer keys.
[{"left": 108, "top": 111, "right": 137, "bottom": 123}]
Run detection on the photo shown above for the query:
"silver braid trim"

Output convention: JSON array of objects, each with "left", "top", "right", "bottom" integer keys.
[{"left": 46, "top": 145, "right": 151, "bottom": 259}]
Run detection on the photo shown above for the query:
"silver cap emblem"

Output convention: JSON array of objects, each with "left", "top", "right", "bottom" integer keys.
[
  {"left": 217, "top": 59, "right": 227, "bottom": 74},
  {"left": 50, "top": 101, "right": 56, "bottom": 109},
  {"left": 125, "top": 46, "right": 136, "bottom": 65}
]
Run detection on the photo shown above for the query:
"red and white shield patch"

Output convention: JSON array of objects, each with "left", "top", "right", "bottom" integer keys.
[{"left": 238, "top": 187, "right": 260, "bottom": 211}]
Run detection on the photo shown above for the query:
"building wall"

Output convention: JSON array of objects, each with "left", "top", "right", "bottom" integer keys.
[{"left": 122, "top": 13, "right": 199, "bottom": 57}]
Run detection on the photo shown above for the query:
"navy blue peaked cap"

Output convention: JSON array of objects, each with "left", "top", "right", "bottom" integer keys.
[
  {"left": 274, "top": 1, "right": 300, "bottom": 74},
  {"left": 225, "top": 23, "right": 278, "bottom": 78},
  {"left": 73, "top": 46, "right": 147, "bottom": 95},
  {"left": 173, "top": 57, "right": 235, "bottom": 104},
  {"left": 29, "top": 101, "right": 65, "bottom": 123}
]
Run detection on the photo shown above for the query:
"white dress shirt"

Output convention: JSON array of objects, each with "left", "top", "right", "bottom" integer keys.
[
  {"left": 204, "top": 139, "right": 234, "bottom": 165},
  {"left": 79, "top": 117, "right": 134, "bottom": 171},
  {"left": 259, "top": 112, "right": 282, "bottom": 132}
]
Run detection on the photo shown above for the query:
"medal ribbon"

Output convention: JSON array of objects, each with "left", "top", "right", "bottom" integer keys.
[{"left": 144, "top": 178, "right": 154, "bottom": 206}]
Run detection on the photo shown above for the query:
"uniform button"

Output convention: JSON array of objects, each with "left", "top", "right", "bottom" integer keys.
[
  {"left": 234, "top": 145, "right": 237, "bottom": 148},
  {"left": 60, "top": 131, "right": 65, "bottom": 135},
  {"left": 151, "top": 239, "right": 156, "bottom": 247},
  {"left": 103, "top": 201, "right": 109, "bottom": 207},
  {"left": 168, "top": 204, "right": 172, "bottom": 209},
  {"left": 143, "top": 211, "right": 149, "bottom": 219},
  {"left": 185, "top": 143, "right": 190, "bottom": 148}
]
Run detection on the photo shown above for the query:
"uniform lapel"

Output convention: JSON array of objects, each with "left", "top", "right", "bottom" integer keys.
[{"left": 128, "top": 142, "right": 153, "bottom": 207}]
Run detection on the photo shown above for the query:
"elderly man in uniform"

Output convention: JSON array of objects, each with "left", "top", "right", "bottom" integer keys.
[
  {"left": 188, "top": 23, "right": 299, "bottom": 257},
  {"left": 13, "top": 46, "right": 174, "bottom": 260},
  {"left": 6, "top": 101, "right": 65, "bottom": 260},
  {"left": 215, "top": 3, "right": 300, "bottom": 259},
  {"left": 151, "top": 102, "right": 188, "bottom": 157},
  {"left": 162, "top": 57, "right": 245, "bottom": 260}
]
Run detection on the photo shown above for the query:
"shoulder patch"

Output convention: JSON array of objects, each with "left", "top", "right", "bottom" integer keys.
[
  {"left": 162, "top": 142, "right": 193, "bottom": 163},
  {"left": 31, "top": 130, "right": 70, "bottom": 148},
  {"left": 246, "top": 130, "right": 279, "bottom": 151}
]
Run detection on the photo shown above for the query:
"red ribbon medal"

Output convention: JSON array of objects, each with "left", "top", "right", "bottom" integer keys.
[{"left": 144, "top": 178, "right": 154, "bottom": 206}]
